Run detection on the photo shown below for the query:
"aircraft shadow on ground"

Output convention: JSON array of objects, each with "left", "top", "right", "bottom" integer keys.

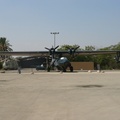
[
  {"left": 75, "top": 85, "right": 103, "bottom": 88},
  {"left": 0, "top": 80, "right": 7, "bottom": 82},
  {"left": 0, "top": 80, "right": 11, "bottom": 82}
]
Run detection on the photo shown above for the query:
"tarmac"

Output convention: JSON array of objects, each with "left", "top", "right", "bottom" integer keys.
[{"left": 0, "top": 70, "right": 120, "bottom": 120}]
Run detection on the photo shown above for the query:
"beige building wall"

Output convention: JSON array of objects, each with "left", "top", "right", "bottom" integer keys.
[{"left": 70, "top": 62, "right": 94, "bottom": 70}]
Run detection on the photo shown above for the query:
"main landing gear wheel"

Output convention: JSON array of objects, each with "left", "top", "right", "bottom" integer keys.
[
  {"left": 62, "top": 67, "right": 66, "bottom": 72},
  {"left": 70, "top": 66, "right": 73, "bottom": 72}
]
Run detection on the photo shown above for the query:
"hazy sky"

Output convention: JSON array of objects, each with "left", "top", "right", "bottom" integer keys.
[{"left": 0, "top": 0, "right": 120, "bottom": 51}]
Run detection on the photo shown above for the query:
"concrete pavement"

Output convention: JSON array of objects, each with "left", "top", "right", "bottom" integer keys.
[{"left": 0, "top": 71, "right": 120, "bottom": 120}]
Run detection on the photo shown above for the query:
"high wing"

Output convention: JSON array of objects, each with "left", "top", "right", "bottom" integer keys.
[
  {"left": 0, "top": 50, "right": 120, "bottom": 56},
  {"left": 0, "top": 51, "right": 49, "bottom": 56},
  {"left": 75, "top": 50, "right": 119, "bottom": 55}
]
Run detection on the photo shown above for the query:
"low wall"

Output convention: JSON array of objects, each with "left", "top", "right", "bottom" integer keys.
[{"left": 70, "top": 62, "right": 94, "bottom": 70}]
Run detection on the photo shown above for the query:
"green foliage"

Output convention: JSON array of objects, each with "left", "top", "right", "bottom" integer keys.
[
  {"left": 0, "top": 37, "right": 13, "bottom": 51},
  {"left": 85, "top": 46, "right": 96, "bottom": 51},
  {"left": 0, "top": 37, "right": 13, "bottom": 60},
  {"left": 96, "top": 43, "right": 120, "bottom": 69},
  {"left": 57, "top": 45, "right": 72, "bottom": 51},
  {"left": 100, "top": 42, "right": 120, "bottom": 50},
  {"left": 57, "top": 44, "right": 83, "bottom": 51}
]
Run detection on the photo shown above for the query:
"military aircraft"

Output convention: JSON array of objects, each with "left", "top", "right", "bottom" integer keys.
[
  {"left": 0, "top": 45, "right": 120, "bottom": 72},
  {"left": 44, "top": 46, "right": 75, "bottom": 72}
]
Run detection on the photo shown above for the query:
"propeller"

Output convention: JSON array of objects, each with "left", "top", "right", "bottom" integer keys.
[
  {"left": 67, "top": 46, "right": 80, "bottom": 56},
  {"left": 45, "top": 46, "right": 59, "bottom": 72},
  {"left": 45, "top": 45, "right": 59, "bottom": 58}
]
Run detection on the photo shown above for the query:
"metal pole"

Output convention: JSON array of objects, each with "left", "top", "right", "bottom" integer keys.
[
  {"left": 54, "top": 34, "right": 55, "bottom": 48},
  {"left": 51, "top": 32, "right": 59, "bottom": 48}
]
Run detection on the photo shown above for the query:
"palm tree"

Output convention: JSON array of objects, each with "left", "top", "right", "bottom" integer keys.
[
  {"left": 0, "top": 37, "right": 13, "bottom": 51},
  {"left": 0, "top": 37, "right": 13, "bottom": 60}
]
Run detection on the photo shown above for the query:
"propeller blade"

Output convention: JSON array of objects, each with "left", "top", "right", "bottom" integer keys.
[
  {"left": 55, "top": 45, "right": 59, "bottom": 50},
  {"left": 45, "top": 47, "right": 50, "bottom": 50},
  {"left": 75, "top": 46, "right": 80, "bottom": 50}
]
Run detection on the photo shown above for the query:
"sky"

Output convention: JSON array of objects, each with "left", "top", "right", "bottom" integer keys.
[{"left": 0, "top": 0, "right": 120, "bottom": 51}]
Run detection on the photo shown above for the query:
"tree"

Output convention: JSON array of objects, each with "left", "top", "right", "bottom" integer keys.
[
  {"left": 94, "top": 43, "right": 120, "bottom": 69},
  {"left": 57, "top": 44, "right": 82, "bottom": 51},
  {"left": 0, "top": 37, "right": 13, "bottom": 60},
  {"left": 0, "top": 37, "right": 13, "bottom": 51},
  {"left": 85, "top": 46, "right": 96, "bottom": 51}
]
